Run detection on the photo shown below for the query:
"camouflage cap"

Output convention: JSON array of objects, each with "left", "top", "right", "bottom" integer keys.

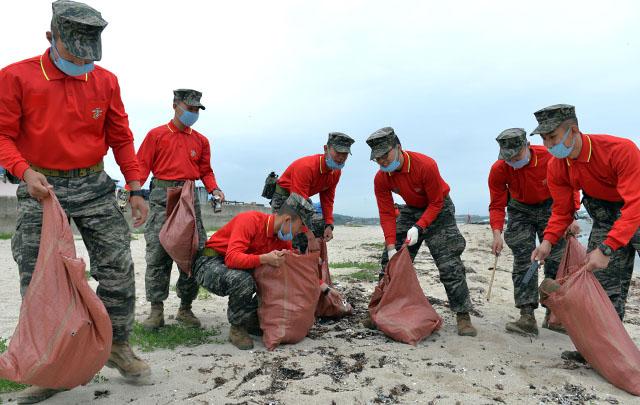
[
  {"left": 530, "top": 104, "right": 576, "bottom": 135},
  {"left": 173, "top": 89, "right": 206, "bottom": 110},
  {"left": 366, "top": 127, "right": 398, "bottom": 160},
  {"left": 51, "top": 0, "right": 107, "bottom": 61},
  {"left": 327, "top": 132, "right": 355, "bottom": 154},
  {"left": 283, "top": 193, "right": 315, "bottom": 228},
  {"left": 496, "top": 128, "right": 527, "bottom": 160}
]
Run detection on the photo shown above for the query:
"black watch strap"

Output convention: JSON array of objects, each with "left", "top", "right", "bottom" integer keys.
[{"left": 129, "top": 189, "right": 145, "bottom": 198}]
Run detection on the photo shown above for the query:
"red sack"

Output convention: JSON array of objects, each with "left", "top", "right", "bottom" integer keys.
[
  {"left": 0, "top": 191, "right": 112, "bottom": 388},
  {"left": 159, "top": 180, "right": 198, "bottom": 276},
  {"left": 314, "top": 239, "right": 352, "bottom": 318},
  {"left": 254, "top": 252, "right": 321, "bottom": 350},
  {"left": 547, "top": 236, "right": 586, "bottom": 328},
  {"left": 368, "top": 247, "right": 442, "bottom": 345},
  {"left": 541, "top": 258, "right": 640, "bottom": 395}
]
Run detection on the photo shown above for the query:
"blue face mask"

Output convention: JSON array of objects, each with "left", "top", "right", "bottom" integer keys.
[
  {"left": 325, "top": 153, "right": 344, "bottom": 170},
  {"left": 50, "top": 38, "right": 94, "bottom": 76},
  {"left": 178, "top": 106, "right": 199, "bottom": 127},
  {"left": 506, "top": 148, "right": 530, "bottom": 169},
  {"left": 277, "top": 220, "right": 293, "bottom": 241},
  {"left": 380, "top": 146, "right": 401, "bottom": 172},
  {"left": 548, "top": 127, "right": 575, "bottom": 158}
]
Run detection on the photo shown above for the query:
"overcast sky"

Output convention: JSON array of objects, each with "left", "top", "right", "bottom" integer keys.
[{"left": 2, "top": 0, "right": 639, "bottom": 217}]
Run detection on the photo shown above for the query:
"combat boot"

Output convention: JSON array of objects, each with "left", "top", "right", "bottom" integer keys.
[
  {"left": 506, "top": 305, "right": 538, "bottom": 336},
  {"left": 106, "top": 341, "right": 151, "bottom": 380},
  {"left": 141, "top": 302, "right": 164, "bottom": 330},
  {"left": 456, "top": 312, "right": 477, "bottom": 337},
  {"left": 176, "top": 302, "right": 201, "bottom": 328},
  {"left": 541, "top": 309, "right": 567, "bottom": 334},
  {"left": 228, "top": 325, "right": 254, "bottom": 350},
  {"left": 17, "top": 386, "right": 66, "bottom": 404}
]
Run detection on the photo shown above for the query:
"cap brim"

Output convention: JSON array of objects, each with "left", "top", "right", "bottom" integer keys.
[
  {"left": 61, "top": 33, "right": 102, "bottom": 61},
  {"left": 369, "top": 145, "right": 392, "bottom": 161},
  {"left": 530, "top": 122, "right": 560, "bottom": 136},
  {"left": 498, "top": 149, "right": 516, "bottom": 161},
  {"left": 185, "top": 102, "right": 206, "bottom": 110}
]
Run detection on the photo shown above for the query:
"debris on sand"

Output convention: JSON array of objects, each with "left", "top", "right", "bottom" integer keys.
[
  {"left": 373, "top": 383, "right": 411, "bottom": 403},
  {"left": 537, "top": 383, "right": 599, "bottom": 404}
]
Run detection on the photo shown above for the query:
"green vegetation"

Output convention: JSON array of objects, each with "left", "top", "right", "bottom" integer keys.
[
  {"left": 130, "top": 322, "right": 220, "bottom": 352},
  {"left": 85, "top": 270, "right": 91, "bottom": 280},
  {"left": 330, "top": 261, "right": 379, "bottom": 270},
  {"left": 0, "top": 233, "right": 12, "bottom": 240},
  {"left": 361, "top": 242, "right": 385, "bottom": 250},
  {"left": 0, "top": 338, "right": 28, "bottom": 394},
  {"left": 342, "top": 269, "right": 379, "bottom": 282},
  {"left": 197, "top": 287, "right": 212, "bottom": 300}
]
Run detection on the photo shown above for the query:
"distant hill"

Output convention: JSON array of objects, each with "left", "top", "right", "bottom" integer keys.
[{"left": 333, "top": 213, "right": 379, "bottom": 226}]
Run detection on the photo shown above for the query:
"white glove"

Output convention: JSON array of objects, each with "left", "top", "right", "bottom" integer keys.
[
  {"left": 406, "top": 226, "right": 420, "bottom": 246},
  {"left": 387, "top": 248, "right": 397, "bottom": 259}
]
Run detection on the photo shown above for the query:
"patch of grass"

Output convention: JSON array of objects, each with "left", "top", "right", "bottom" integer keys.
[
  {"left": 340, "top": 269, "right": 379, "bottom": 282},
  {"left": 130, "top": 234, "right": 139, "bottom": 240},
  {"left": 85, "top": 270, "right": 91, "bottom": 280},
  {"left": 169, "top": 284, "right": 177, "bottom": 292},
  {"left": 0, "top": 233, "right": 12, "bottom": 240},
  {"left": 361, "top": 242, "right": 385, "bottom": 250},
  {"left": 0, "top": 338, "right": 28, "bottom": 393},
  {"left": 130, "top": 322, "right": 220, "bottom": 352},
  {"left": 330, "top": 261, "right": 379, "bottom": 270},
  {"left": 197, "top": 287, "right": 212, "bottom": 300}
]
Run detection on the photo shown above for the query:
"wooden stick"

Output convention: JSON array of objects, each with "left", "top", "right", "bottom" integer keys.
[{"left": 486, "top": 254, "right": 499, "bottom": 301}]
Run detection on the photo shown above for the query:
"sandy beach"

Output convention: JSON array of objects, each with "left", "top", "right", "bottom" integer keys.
[{"left": 1, "top": 224, "right": 639, "bottom": 404}]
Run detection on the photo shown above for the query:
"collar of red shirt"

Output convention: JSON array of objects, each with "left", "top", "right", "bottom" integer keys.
[
  {"left": 266, "top": 214, "right": 276, "bottom": 239},
  {"left": 526, "top": 146, "right": 539, "bottom": 168},
  {"left": 39, "top": 48, "right": 88, "bottom": 82},
  {"left": 567, "top": 133, "right": 592, "bottom": 166},
  {"left": 386, "top": 150, "right": 411, "bottom": 176},
  {"left": 319, "top": 155, "right": 331, "bottom": 174},
  {"left": 166, "top": 120, "right": 193, "bottom": 134}
]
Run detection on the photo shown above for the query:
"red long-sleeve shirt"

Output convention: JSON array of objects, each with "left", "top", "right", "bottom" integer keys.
[
  {"left": 277, "top": 154, "right": 341, "bottom": 225},
  {"left": 488, "top": 146, "right": 553, "bottom": 231},
  {"left": 545, "top": 133, "right": 640, "bottom": 250},
  {"left": 0, "top": 49, "right": 139, "bottom": 182},
  {"left": 374, "top": 150, "right": 450, "bottom": 246},
  {"left": 136, "top": 121, "right": 219, "bottom": 192},
  {"left": 205, "top": 211, "right": 292, "bottom": 269}
]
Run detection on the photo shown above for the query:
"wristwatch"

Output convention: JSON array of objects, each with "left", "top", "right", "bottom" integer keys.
[
  {"left": 129, "top": 189, "right": 145, "bottom": 199},
  {"left": 598, "top": 242, "right": 613, "bottom": 257}
]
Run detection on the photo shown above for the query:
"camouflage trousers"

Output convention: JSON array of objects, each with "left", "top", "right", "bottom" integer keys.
[
  {"left": 144, "top": 182, "right": 206, "bottom": 305},
  {"left": 270, "top": 188, "right": 319, "bottom": 252},
  {"left": 192, "top": 255, "right": 257, "bottom": 326},
  {"left": 583, "top": 195, "right": 640, "bottom": 320},
  {"left": 504, "top": 198, "right": 565, "bottom": 309},
  {"left": 11, "top": 171, "right": 135, "bottom": 342},
  {"left": 379, "top": 195, "right": 473, "bottom": 313}
]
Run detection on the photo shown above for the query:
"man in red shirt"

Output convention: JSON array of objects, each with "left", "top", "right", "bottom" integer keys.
[
  {"left": 489, "top": 128, "right": 572, "bottom": 335},
  {"left": 366, "top": 127, "right": 477, "bottom": 337},
  {"left": 192, "top": 193, "right": 316, "bottom": 350},
  {"left": 270, "top": 132, "right": 354, "bottom": 252},
  {"left": 137, "top": 89, "right": 224, "bottom": 330},
  {"left": 0, "top": 1, "right": 150, "bottom": 402},
  {"left": 531, "top": 104, "right": 640, "bottom": 322}
]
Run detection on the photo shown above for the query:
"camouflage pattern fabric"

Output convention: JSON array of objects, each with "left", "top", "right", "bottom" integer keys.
[
  {"left": 144, "top": 183, "right": 206, "bottom": 305},
  {"left": 379, "top": 195, "right": 473, "bottom": 313},
  {"left": 503, "top": 198, "right": 565, "bottom": 308},
  {"left": 52, "top": 0, "right": 107, "bottom": 61},
  {"left": 193, "top": 255, "right": 258, "bottom": 326},
  {"left": 327, "top": 132, "right": 355, "bottom": 154},
  {"left": 582, "top": 195, "right": 640, "bottom": 320},
  {"left": 173, "top": 89, "right": 205, "bottom": 110},
  {"left": 11, "top": 171, "right": 134, "bottom": 342},
  {"left": 531, "top": 104, "right": 577, "bottom": 135}
]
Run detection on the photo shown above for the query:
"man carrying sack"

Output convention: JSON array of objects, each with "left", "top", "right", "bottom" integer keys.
[
  {"left": 269, "top": 132, "right": 354, "bottom": 253},
  {"left": 365, "top": 127, "right": 477, "bottom": 337},
  {"left": 192, "top": 193, "right": 323, "bottom": 350},
  {"left": 0, "top": 1, "right": 150, "bottom": 402},
  {"left": 531, "top": 104, "right": 640, "bottom": 323},
  {"left": 136, "top": 89, "right": 224, "bottom": 330},
  {"left": 488, "top": 128, "right": 578, "bottom": 335}
]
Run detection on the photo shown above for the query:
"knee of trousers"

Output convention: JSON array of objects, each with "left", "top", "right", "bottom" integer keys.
[{"left": 227, "top": 271, "right": 257, "bottom": 299}]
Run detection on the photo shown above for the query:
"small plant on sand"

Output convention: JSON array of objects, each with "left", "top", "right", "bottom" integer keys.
[
  {"left": 0, "top": 338, "right": 28, "bottom": 393},
  {"left": 197, "top": 287, "right": 212, "bottom": 300},
  {"left": 0, "top": 233, "right": 12, "bottom": 240},
  {"left": 360, "top": 242, "right": 385, "bottom": 250},
  {"left": 130, "top": 322, "right": 220, "bottom": 352},
  {"left": 330, "top": 261, "right": 379, "bottom": 270}
]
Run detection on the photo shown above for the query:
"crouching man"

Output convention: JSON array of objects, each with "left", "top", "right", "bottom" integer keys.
[{"left": 192, "top": 193, "right": 316, "bottom": 350}]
